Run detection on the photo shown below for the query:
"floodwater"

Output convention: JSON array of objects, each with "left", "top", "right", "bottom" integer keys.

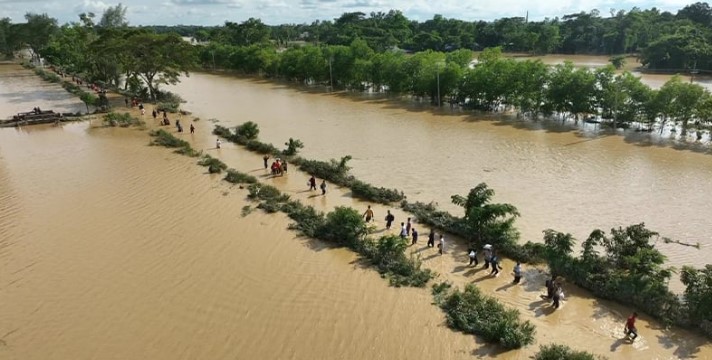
[
  {"left": 2, "top": 62, "right": 711, "bottom": 359},
  {"left": 170, "top": 69, "right": 712, "bottom": 272}
]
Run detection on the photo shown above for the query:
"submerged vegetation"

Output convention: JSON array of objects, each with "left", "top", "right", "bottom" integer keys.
[
  {"left": 533, "top": 344, "right": 605, "bottom": 360},
  {"left": 213, "top": 124, "right": 405, "bottom": 204},
  {"left": 432, "top": 282, "right": 536, "bottom": 349},
  {"left": 197, "top": 154, "right": 228, "bottom": 174},
  {"left": 149, "top": 129, "right": 200, "bottom": 157},
  {"left": 103, "top": 112, "right": 143, "bottom": 127}
]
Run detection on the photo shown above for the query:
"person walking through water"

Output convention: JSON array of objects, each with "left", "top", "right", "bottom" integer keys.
[
  {"left": 399, "top": 222, "right": 407, "bottom": 239},
  {"left": 363, "top": 205, "right": 374, "bottom": 223},
  {"left": 552, "top": 283, "right": 564, "bottom": 309},
  {"left": 490, "top": 253, "right": 502, "bottom": 276},
  {"left": 438, "top": 234, "right": 445, "bottom": 255},
  {"left": 468, "top": 248, "right": 478, "bottom": 266},
  {"left": 427, "top": 229, "right": 435, "bottom": 247},
  {"left": 406, "top": 218, "right": 412, "bottom": 236},
  {"left": 411, "top": 228, "right": 418, "bottom": 245},
  {"left": 263, "top": 155, "right": 270, "bottom": 169},
  {"left": 216, "top": 138, "right": 222, "bottom": 149},
  {"left": 483, "top": 245, "right": 493, "bottom": 269},
  {"left": 385, "top": 210, "right": 395, "bottom": 230},
  {"left": 512, "top": 262, "right": 522, "bottom": 284},
  {"left": 308, "top": 176, "right": 317, "bottom": 191},
  {"left": 320, "top": 180, "right": 327, "bottom": 195},
  {"left": 190, "top": 123, "right": 195, "bottom": 134},
  {"left": 624, "top": 312, "right": 638, "bottom": 341}
]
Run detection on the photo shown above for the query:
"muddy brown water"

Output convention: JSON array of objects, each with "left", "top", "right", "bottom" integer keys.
[
  {"left": 170, "top": 70, "right": 712, "bottom": 273},
  {"left": 2, "top": 63, "right": 711, "bottom": 359}
]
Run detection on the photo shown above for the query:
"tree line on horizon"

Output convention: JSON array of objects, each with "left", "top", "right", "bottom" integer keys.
[
  {"left": 4, "top": 2, "right": 712, "bottom": 71},
  {"left": 4, "top": 3, "right": 712, "bottom": 140},
  {"left": 159, "top": 3, "right": 712, "bottom": 72}
]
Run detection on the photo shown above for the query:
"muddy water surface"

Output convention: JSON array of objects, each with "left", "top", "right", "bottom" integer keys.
[
  {"left": 171, "top": 72, "right": 712, "bottom": 271},
  {"left": 2, "top": 63, "right": 712, "bottom": 360}
]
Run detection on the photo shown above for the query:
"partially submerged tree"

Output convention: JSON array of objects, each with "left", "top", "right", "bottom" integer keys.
[
  {"left": 451, "top": 183, "right": 520, "bottom": 246},
  {"left": 128, "top": 32, "right": 197, "bottom": 99}
]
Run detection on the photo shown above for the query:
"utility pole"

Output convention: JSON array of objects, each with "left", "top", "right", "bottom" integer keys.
[
  {"left": 329, "top": 57, "right": 333, "bottom": 90},
  {"left": 437, "top": 68, "right": 441, "bottom": 107},
  {"left": 691, "top": 60, "right": 698, "bottom": 84}
]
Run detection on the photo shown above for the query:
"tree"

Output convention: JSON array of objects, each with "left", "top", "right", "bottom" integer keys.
[
  {"left": 283, "top": 138, "right": 304, "bottom": 156},
  {"left": 127, "top": 32, "right": 196, "bottom": 99},
  {"left": 235, "top": 121, "right": 259, "bottom": 140},
  {"left": 609, "top": 55, "right": 626, "bottom": 69},
  {"left": 680, "top": 265, "right": 712, "bottom": 324},
  {"left": 451, "top": 183, "right": 520, "bottom": 246},
  {"left": 80, "top": 92, "right": 97, "bottom": 113},
  {"left": 23, "top": 13, "right": 58, "bottom": 62},
  {"left": 99, "top": 3, "right": 128, "bottom": 28}
]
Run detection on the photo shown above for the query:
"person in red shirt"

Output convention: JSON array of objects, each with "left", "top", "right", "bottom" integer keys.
[{"left": 624, "top": 312, "right": 638, "bottom": 341}]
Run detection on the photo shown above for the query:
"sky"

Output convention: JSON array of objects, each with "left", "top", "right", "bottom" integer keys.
[{"left": 0, "top": 0, "right": 700, "bottom": 26}]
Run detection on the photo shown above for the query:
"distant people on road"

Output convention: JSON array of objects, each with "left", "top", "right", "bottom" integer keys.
[
  {"left": 320, "top": 180, "right": 327, "bottom": 195},
  {"left": 216, "top": 138, "right": 222, "bottom": 149},
  {"left": 308, "top": 176, "right": 317, "bottom": 191},
  {"left": 411, "top": 228, "right": 418, "bottom": 245},
  {"left": 406, "top": 218, "right": 412, "bottom": 236},
  {"left": 263, "top": 155, "right": 270, "bottom": 169},
  {"left": 190, "top": 123, "right": 195, "bottom": 134},
  {"left": 438, "top": 235, "right": 445, "bottom": 255}
]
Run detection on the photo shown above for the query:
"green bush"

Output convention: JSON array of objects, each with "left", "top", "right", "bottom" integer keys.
[
  {"left": 247, "top": 183, "right": 290, "bottom": 203},
  {"left": 235, "top": 121, "right": 260, "bottom": 140},
  {"left": 351, "top": 179, "right": 405, "bottom": 204},
  {"left": 104, "top": 112, "right": 143, "bottom": 127},
  {"left": 224, "top": 169, "right": 258, "bottom": 184},
  {"left": 245, "top": 139, "right": 281, "bottom": 155},
  {"left": 282, "top": 200, "right": 325, "bottom": 238},
  {"left": 534, "top": 344, "right": 605, "bottom": 360},
  {"left": 434, "top": 283, "right": 536, "bottom": 349},
  {"left": 213, "top": 125, "right": 234, "bottom": 139},
  {"left": 359, "top": 235, "right": 433, "bottom": 287},
  {"left": 149, "top": 129, "right": 200, "bottom": 157},
  {"left": 296, "top": 156, "right": 354, "bottom": 185},
  {"left": 314, "top": 206, "right": 368, "bottom": 248},
  {"left": 198, "top": 155, "right": 228, "bottom": 174},
  {"left": 156, "top": 102, "right": 179, "bottom": 113},
  {"left": 283, "top": 137, "right": 304, "bottom": 156}
]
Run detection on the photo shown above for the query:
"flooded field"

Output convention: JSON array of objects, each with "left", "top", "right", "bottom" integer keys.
[{"left": 1, "top": 63, "right": 711, "bottom": 359}]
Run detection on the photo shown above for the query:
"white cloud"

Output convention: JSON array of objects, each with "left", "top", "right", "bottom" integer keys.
[
  {"left": 1, "top": 0, "right": 696, "bottom": 26},
  {"left": 74, "top": 0, "right": 110, "bottom": 14}
]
